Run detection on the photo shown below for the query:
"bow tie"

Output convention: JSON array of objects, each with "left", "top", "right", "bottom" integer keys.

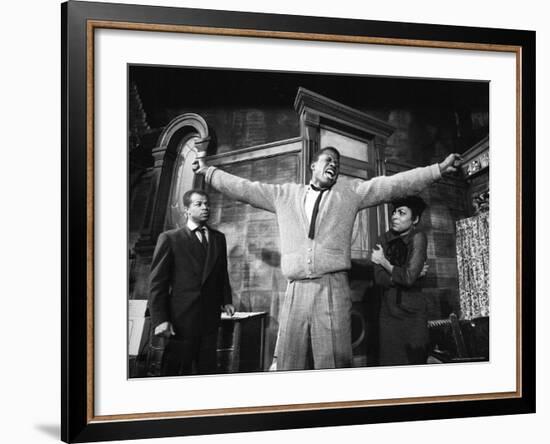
[{"left": 309, "top": 183, "right": 331, "bottom": 192}]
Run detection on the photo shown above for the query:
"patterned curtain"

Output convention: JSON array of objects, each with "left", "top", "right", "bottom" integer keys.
[{"left": 455, "top": 212, "right": 490, "bottom": 319}]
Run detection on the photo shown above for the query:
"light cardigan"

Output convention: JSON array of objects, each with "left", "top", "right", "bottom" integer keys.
[{"left": 205, "top": 164, "right": 441, "bottom": 281}]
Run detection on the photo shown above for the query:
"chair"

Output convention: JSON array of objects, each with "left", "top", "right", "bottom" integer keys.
[{"left": 428, "top": 313, "right": 488, "bottom": 363}]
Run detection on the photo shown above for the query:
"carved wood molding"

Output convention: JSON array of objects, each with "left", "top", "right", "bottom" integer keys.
[
  {"left": 207, "top": 138, "right": 302, "bottom": 166},
  {"left": 461, "top": 135, "right": 489, "bottom": 179},
  {"left": 137, "top": 113, "right": 210, "bottom": 249},
  {"left": 294, "top": 87, "right": 396, "bottom": 139}
]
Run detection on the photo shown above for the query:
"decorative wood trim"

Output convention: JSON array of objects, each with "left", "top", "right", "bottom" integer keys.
[
  {"left": 207, "top": 137, "right": 302, "bottom": 166},
  {"left": 295, "top": 87, "right": 396, "bottom": 138},
  {"left": 515, "top": 45, "right": 523, "bottom": 397},
  {"left": 86, "top": 18, "right": 95, "bottom": 424},
  {"left": 88, "top": 20, "right": 522, "bottom": 54},
  {"left": 155, "top": 113, "right": 209, "bottom": 150},
  {"left": 461, "top": 136, "right": 490, "bottom": 179},
  {"left": 90, "top": 390, "right": 520, "bottom": 422},
  {"left": 462, "top": 135, "right": 490, "bottom": 162}
]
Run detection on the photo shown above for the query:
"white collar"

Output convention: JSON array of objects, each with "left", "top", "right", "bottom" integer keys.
[
  {"left": 187, "top": 219, "right": 207, "bottom": 232},
  {"left": 308, "top": 182, "right": 331, "bottom": 192}
]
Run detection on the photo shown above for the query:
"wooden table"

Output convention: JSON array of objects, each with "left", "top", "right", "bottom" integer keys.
[{"left": 217, "top": 311, "right": 268, "bottom": 373}]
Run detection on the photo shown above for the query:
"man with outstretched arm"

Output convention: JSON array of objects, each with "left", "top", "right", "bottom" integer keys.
[{"left": 193, "top": 143, "right": 460, "bottom": 371}]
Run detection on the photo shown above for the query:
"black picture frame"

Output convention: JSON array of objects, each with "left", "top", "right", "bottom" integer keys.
[{"left": 62, "top": 1, "right": 536, "bottom": 442}]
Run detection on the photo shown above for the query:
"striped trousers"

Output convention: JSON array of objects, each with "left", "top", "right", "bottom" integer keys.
[{"left": 275, "top": 272, "right": 353, "bottom": 370}]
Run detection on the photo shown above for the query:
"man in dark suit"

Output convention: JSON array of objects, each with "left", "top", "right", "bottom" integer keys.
[{"left": 148, "top": 189, "right": 235, "bottom": 376}]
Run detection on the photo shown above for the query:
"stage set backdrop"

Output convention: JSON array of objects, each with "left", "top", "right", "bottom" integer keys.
[{"left": 127, "top": 66, "right": 490, "bottom": 376}]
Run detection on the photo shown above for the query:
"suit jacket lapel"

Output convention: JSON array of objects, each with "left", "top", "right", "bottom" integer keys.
[
  {"left": 202, "top": 227, "right": 219, "bottom": 284},
  {"left": 179, "top": 226, "right": 204, "bottom": 275}
]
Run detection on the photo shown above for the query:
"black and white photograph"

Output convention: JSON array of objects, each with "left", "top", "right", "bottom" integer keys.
[
  {"left": 54, "top": 1, "right": 537, "bottom": 442},
  {"left": 127, "top": 65, "right": 490, "bottom": 378},
  {"left": 3, "top": 0, "right": 545, "bottom": 443}
]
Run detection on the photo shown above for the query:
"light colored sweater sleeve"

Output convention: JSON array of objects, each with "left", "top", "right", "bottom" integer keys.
[
  {"left": 204, "top": 166, "right": 278, "bottom": 213},
  {"left": 354, "top": 164, "right": 441, "bottom": 209}
]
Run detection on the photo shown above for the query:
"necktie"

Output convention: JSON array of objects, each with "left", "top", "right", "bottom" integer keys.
[
  {"left": 197, "top": 227, "right": 208, "bottom": 250},
  {"left": 308, "top": 188, "right": 327, "bottom": 239},
  {"left": 309, "top": 183, "right": 327, "bottom": 192}
]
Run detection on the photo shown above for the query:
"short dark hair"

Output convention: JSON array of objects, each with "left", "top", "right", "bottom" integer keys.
[
  {"left": 313, "top": 146, "right": 341, "bottom": 163},
  {"left": 391, "top": 195, "right": 427, "bottom": 221},
  {"left": 182, "top": 189, "right": 209, "bottom": 208}
]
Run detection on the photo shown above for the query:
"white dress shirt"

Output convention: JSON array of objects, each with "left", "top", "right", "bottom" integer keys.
[
  {"left": 304, "top": 184, "right": 329, "bottom": 223},
  {"left": 187, "top": 219, "right": 209, "bottom": 243}
]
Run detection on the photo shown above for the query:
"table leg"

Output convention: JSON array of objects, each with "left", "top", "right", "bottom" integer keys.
[
  {"left": 230, "top": 322, "right": 241, "bottom": 373},
  {"left": 259, "top": 317, "right": 265, "bottom": 371}
]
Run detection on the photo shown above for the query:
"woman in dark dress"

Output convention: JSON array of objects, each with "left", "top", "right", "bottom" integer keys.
[{"left": 371, "top": 195, "right": 429, "bottom": 366}]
